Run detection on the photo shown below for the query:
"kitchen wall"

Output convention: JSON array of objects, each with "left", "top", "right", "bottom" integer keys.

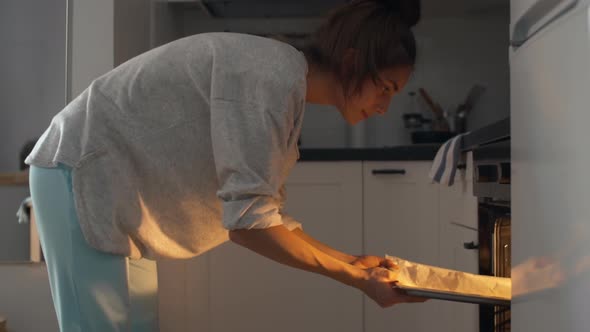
[
  {"left": 179, "top": 8, "right": 510, "bottom": 148},
  {"left": 2, "top": 0, "right": 113, "bottom": 330},
  {"left": 0, "top": 1, "right": 66, "bottom": 329},
  {"left": 114, "top": 0, "right": 183, "bottom": 67},
  {"left": 0, "top": 0, "right": 180, "bottom": 262},
  {"left": 368, "top": 13, "right": 511, "bottom": 147},
  {"left": 302, "top": 13, "right": 510, "bottom": 148},
  {"left": 0, "top": 0, "right": 66, "bottom": 261}
]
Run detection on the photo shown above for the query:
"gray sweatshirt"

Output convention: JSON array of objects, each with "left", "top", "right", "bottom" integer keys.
[{"left": 26, "top": 33, "right": 307, "bottom": 259}]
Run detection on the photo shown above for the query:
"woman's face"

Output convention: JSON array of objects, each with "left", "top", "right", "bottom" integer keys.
[{"left": 339, "top": 65, "right": 413, "bottom": 125}]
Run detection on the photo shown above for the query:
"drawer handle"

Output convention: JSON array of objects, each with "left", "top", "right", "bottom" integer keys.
[{"left": 372, "top": 169, "right": 406, "bottom": 175}]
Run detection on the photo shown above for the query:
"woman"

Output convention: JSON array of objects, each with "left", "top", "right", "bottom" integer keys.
[{"left": 27, "top": 0, "right": 424, "bottom": 331}]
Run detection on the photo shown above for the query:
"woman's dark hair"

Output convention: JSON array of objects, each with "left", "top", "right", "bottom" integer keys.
[{"left": 304, "top": 0, "right": 420, "bottom": 95}]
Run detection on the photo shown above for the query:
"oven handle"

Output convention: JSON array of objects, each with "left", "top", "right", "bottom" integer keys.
[{"left": 450, "top": 222, "right": 480, "bottom": 249}]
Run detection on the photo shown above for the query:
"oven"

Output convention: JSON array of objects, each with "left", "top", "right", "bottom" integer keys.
[{"left": 472, "top": 139, "right": 511, "bottom": 332}]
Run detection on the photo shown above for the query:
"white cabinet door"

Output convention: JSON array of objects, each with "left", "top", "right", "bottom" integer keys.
[
  {"left": 363, "top": 161, "right": 441, "bottom": 332},
  {"left": 436, "top": 223, "right": 479, "bottom": 332},
  {"left": 159, "top": 158, "right": 479, "bottom": 332},
  {"left": 207, "top": 162, "right": 364, "bottom": 332},
  {"left": 438, "top": 152, "right": 477, "bottom": 232},
  {"left": 438, "top": 152, "right": 479, "bottom": 332}
]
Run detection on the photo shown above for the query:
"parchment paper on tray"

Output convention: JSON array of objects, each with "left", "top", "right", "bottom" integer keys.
[{"left": 386, "top": 255, "right": 511, "bottom": 305}]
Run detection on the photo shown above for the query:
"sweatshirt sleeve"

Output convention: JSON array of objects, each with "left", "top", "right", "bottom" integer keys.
[
  {"left": 210, "top": 97, "right": 297, "bottom": 231},
  {"left": 278, "top": 184, "right": 303, "bottom": 231}
]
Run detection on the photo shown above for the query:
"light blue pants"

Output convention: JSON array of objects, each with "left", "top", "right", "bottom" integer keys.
[{"left": 29, "top": 164, "right": 159, "bottom": 332}]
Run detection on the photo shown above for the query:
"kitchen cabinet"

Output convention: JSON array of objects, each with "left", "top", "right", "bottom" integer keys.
[
  {"left": 363, "top": 158, "right": 478, "bottom": 332},
  {"left": 159, "top": 159, "right": 477, "bottom": 332},
  {"left": 363, "top": 161, "right": 440, "bottom": 264},
  {"left": 163, "top": 162, "right": 365, "bottom": 332},
  {"left": 363, "top": 161, "right": 442, "bottom": 332},
  {"left": 438, "top": 152, "right": 477, "bottom": 232},
  {"left": 437, "top": 152, "right": 479, "bottom": 332},
  {"left": 435, "top": 222, "right": 479, "bottom": 332}
]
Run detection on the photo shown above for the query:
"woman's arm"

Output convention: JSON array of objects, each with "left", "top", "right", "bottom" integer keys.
[
  {"left": 290, "top": 228, "right": 397, "bottom": 270},
  {"left": 290, "top": 228, "right": 357, "bottom": 264},
  {"left": 229, "top": 225, "right": 366, "bottom": 288},
  {"left": 229, "top": 225, "right": 423, "bottom": 307}
]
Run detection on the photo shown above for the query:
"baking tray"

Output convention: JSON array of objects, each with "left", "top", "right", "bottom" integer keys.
[{"left": 398, "top": 286, "right": 511, "bottom": 306}]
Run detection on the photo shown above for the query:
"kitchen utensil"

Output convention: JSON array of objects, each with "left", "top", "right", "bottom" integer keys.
[
  {"left": 402, "top": 113, "right": 431, "bottom": 129},
  {"left": 463, "top": 84, "right": 487, "bottom": 109},
  {"left": 418, "top": 88, "right": 450, "bottom": 131},
  {"left": 454, "top": 84, "right": 487, "bottom": 133},
  {"left": 386, "top": 255, "right": 511, "bottom": 306},
  {"left": 398, "top": 285, "right": 511, "bottom": 306}
]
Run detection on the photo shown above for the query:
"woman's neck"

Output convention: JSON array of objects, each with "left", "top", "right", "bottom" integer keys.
[{"left": 305, "top": 62, "right": 344, "bottom": 110}]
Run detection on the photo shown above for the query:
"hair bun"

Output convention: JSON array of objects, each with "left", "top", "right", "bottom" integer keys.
[{"left": 379, "top": 0, "right": 421, "bottom": 27}]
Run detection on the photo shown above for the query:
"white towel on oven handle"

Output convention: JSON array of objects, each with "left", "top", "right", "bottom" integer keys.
[{"left": 428, "top": 133, "right": 469, "bottom": 186}]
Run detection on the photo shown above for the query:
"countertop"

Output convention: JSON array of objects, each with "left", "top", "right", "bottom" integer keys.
[
  {"left": 299, "top": 144, "right": 442, "bottom": 161},
  {"left": 298, "top": 117, "right": 510, "bottom": 161},
  {"left": 461, "top": 117, "right": 510, "bottom": 152}
]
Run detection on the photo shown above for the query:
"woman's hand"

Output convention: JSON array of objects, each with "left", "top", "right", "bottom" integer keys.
[
  {"left": 359, "top": 267, "right": 428, "bottom": 308},
  {"left": 351, "top": 255, "right": 397, "bottom": 270}
]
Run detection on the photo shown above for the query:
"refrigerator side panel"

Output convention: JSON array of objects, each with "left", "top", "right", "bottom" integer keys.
[{"left": 511, "top": 4, "right": 590, "bottom": 331}]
